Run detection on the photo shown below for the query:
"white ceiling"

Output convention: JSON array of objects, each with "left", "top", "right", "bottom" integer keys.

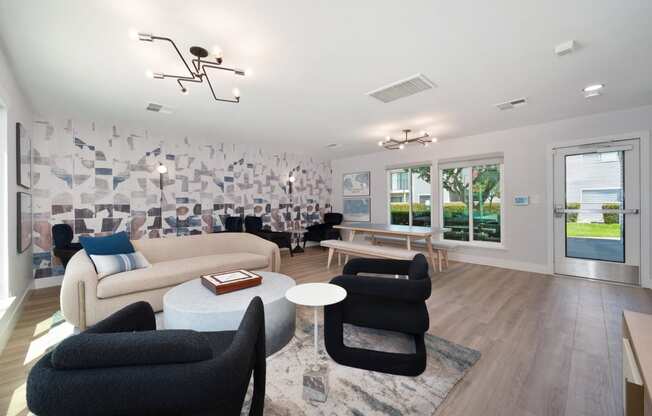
[{"left": 1, "top": 0, "right": 651, "bottom": 157}]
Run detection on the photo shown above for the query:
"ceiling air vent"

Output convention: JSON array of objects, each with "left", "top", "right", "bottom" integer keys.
[
  {"left": 366, "top": 73, "right": 436, "bottom": 103},
  {"left": 146, "top": 102, "right": 173, "bottom": 114},
  {"left": 495, "top": 97, "right": 527, "bottom": 111}
]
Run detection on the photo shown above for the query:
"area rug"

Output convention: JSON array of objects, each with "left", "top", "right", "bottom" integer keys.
[{"left": 245, "top": 316, "right": 481, "bottom": 415}]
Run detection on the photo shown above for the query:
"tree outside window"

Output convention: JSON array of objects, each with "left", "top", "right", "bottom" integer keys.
[{"left": 441, "top": 164, "right": 501, "bottom": 243}]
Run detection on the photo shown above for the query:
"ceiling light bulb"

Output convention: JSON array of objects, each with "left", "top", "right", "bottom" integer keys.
[
  {"left": 244, "top": 68, "right": 253, "bottom": 77},
  {"left": 157, "top": 163, "right": 168, "bottom": 174},
  {"left": 421, "top": 130, "right": 428, "bottom": 136},
  {"left": 385, "top": 136, "right": 391, "bottom": 142},
  {"left": 211, "top": 46, "right": 223, "bottom": 59},
  {"left": 424, "top": 142, "right": 429, "bottom": 147},
  {"left": 145, "top": 70, "right": 154, "bottom": 79},
  {"left": 399, "top": 144, "right": 405, "bottom": 150},
  {"left": 289, "top": 176, "right": 296, "bottom": 183},
  {"left": 583, "top": 84, "right": 604, "bottom": 92},
  {"left": 128, "top": 28, "right": 139, "bottom": 40},
  {"left": 432, "top": 137, "right": 438, "bottom": 143},
  {"left": 378, "top": 140, "right": 384, "bottom": 146},
  {"left": 232, "top": 88, "right": 241, "bottom": 98}
]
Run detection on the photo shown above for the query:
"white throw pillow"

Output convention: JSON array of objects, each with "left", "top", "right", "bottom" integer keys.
[{"left": 90, "top": 251, "right": 152, "bottom": 279}]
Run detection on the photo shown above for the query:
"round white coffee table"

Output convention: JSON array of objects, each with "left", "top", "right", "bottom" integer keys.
[
  {"left": 285, "top": 283, "right": 347, "bottom": 367},
  {"left": 163, "top": 271, "right": 296, "bottom": 356}
]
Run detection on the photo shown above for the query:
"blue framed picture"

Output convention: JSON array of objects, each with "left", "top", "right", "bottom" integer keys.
[{"left": 343, "top": 198, "right": 371, "bottom": 222}]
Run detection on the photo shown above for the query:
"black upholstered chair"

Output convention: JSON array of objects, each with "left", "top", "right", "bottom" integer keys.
[
  {"left": 52, "top": 224, "right": 82, "bottom": 269},
  {"left": 244, "top": 216, "right": 293, "bottom": 256},
  {"left": 220, "top": 216, "right": 243, "bottom": 232},
  {"left": 324, "top": 254, "right": 431, "bottom": 376},
  {"left": 27, "top": 299, "right": 266, "bottom": 416},
  {"left": 303, "top": 212, "right": 343, "bottom": 248}
]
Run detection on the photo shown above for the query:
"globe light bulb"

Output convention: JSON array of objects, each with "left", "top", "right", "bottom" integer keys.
[
  {"left": 157, "top": 163, "right": 168, "bottom": 174},
  {"left": 244, "top": 68, "right": 253, "bottom": 77},
  {"left": 145, "top": 70, "right": 154, "bottom": 79},
  {"left": 289, "top": 175, "right": 296, "bottom": 183},
  {"left": 424, "top": 142, "right": 429, "bottom": 147},
  {"left": 385, "top": 136, "right": 391, "bottom": 142},
  {"left": 211, "top": 45, "right": 223, "bottom": 59},
  {"left": 128, "top": 28, "right": 139, "bottom": 40},
  {"left": 432, "top": 137, "right": 438, "bottom": 143},
  {"left": 399, "top": 144, "right": 405, "bottom": 150},
  {"left": 232, "top": 88, "right": 241, "bottom": 98},
  {"left": 378, "top": 141, "right": 384, "bottom": 146}
]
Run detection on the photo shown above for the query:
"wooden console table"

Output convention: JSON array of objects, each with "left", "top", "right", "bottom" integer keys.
[{"left": 623, "top": 310, "right": 652, "bottom": 416}]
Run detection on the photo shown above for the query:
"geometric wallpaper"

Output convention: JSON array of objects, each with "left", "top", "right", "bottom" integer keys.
[{"left": 31, "top": 119, "right": 332, "bottom": 278}]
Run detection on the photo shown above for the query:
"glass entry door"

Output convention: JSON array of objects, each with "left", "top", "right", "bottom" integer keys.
[{"left": 553, "top": 139, "right": 640, "bottom": 285}]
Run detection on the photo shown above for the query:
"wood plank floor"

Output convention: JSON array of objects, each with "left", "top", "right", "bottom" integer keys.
[{"left": 2, "top": 247, "right": 652, "bottom": 416}]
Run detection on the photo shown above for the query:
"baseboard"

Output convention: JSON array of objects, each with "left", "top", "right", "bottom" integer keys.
[
  {"left": 33, "top": 275, "right": 64, "bottom": 289},
  {"left": 0, "top": 286, "right": 31, "bottom": 355},
  {"left": 447, "top": 252, "right": 549, "bottom": 274}
]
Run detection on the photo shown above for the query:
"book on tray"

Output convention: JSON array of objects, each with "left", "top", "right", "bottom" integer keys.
[{"left": 201, "top": 270, "right": 262, "bottom": 295}]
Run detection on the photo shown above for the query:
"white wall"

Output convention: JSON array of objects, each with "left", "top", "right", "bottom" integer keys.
[
  {"left": 332, "top": 105, "right": 652, "bottom": 287},
  {"left": 0, "top": 43, "right": 36, "bottom": 351}
]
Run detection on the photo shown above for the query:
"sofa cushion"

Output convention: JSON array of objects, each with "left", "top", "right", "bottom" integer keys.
[
  {"left": 91, "top": 251, "right": 151, "bottom": 279},
  {"left": 80, "top": 231, "right": 135, "bottom": 256},
  {"left": 96, "top": 253, "right": 269, "bottom": 299}
]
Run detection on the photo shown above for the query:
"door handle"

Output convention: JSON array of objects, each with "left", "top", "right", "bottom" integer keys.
[{"left": 553, "top": 207, "right": 639, "bottom": 215}]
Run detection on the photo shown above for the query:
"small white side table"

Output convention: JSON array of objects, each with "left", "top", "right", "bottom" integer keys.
[
  {"left": 285, "top": 283, "right": 346, "bottom": 402},
  {"left": 285, "top": 283, "right": 347, "bottom": 366}
]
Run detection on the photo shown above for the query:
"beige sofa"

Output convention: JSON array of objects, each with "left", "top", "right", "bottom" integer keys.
[{"left": 60, "top": 232, "right": 281, "bottom": 328}]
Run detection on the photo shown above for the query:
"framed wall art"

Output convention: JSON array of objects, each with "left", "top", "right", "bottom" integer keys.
[
  {"left": 342, "top": 171, "right": 370, "bottom": 197},
  {"left": 16, "top": 122, "right": 31, "bottom": 189}
]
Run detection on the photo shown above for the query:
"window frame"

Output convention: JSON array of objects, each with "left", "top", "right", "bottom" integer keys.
[
  {"left": 438, "top": 161, "right": 506, "bottom": 249},
  {"left": 387, "top": 164, "right": 433, "bottom": 227}
]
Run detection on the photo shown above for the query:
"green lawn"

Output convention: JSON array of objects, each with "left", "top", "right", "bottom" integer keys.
[{"left": 566, "top": 223, "right": 621, "bottom": 238}]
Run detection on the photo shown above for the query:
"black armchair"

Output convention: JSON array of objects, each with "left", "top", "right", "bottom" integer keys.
[
  {"left": 303, "top": 212, "right": 343, "bottom": 248},
  {"left": 52, "top": 224, "right": 82, "bottom": 269},
  {"left": 244, "top": 216, "right": 293, "bottom": 256},
  {"left": 27, "top": 299, "right": 266, "bottom": 416},
  {"left": 324, "top": 254, "right": 431, "bottom": 376},
  {"left": 218, "top": 216, "right": 243, "bottom": 232}
]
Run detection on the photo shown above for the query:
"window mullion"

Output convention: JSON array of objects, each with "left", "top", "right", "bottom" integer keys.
[{"left": 468, "top": 167, "right": 474, "bottom": 242}]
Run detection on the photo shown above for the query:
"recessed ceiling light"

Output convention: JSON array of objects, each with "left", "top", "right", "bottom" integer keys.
[{"left": 583, "top": 84, "right": 604, "bottom": 92}]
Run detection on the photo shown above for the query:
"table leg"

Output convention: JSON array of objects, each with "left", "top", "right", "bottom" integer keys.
[
  {"left": 348, "top": 230, "right": 356, "bottom": 241},
  {"left": 327, "top": 248, "right": 334, "bottom": 268},
  {"left": 426, "top": 236, "right": 438, "bottom": 272},
  {"left": 314, "top": 307, "right": 319, "bottom": 363},
  {"left": 338, "top": 253, "right": 341, "bottom": 266}
]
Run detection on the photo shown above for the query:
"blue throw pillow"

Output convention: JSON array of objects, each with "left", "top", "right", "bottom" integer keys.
[{"left": 79, "top": 232, "right": 135, "bottom": 256}]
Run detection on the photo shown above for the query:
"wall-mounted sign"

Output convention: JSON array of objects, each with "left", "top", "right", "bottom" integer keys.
[{"left": 514, "top": 196, "right": 529, "bottom": 206}]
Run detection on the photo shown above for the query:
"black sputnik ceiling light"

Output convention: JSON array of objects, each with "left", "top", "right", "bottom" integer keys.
[
  {"left": 378, "top": 129, "right": 437, "bottom": 150},
  {"left": 131, "top": 30, "right": 251, "bottom": 103}
]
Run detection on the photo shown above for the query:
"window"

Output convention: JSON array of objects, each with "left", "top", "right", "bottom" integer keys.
[
  {"left": 388, "top": 165, "right": 431, "bottom": 227},
  {"left": 440, "top": 159, "right": 503, "bottom": 244}
]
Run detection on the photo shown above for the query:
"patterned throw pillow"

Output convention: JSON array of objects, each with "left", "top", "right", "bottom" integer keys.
[{"left": 90, "top": 251, "right": 152, "bottom": 279}]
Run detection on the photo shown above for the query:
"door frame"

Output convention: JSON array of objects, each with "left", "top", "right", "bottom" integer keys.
[{"left": 546, "top": 130, "right": 651, "bottom": 288}]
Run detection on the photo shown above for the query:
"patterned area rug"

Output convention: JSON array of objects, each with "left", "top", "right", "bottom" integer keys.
[{"left": 245, "top": 316, "right": 481, "bottom": 415}]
